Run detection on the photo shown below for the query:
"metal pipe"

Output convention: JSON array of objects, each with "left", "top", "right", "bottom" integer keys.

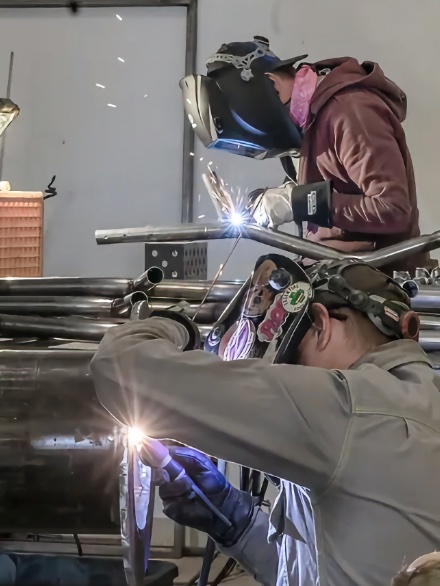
[
  {"left": 363, "top": 231, "right": 440, "bottom": 267},
  {"left": 419, "top": 315, "right": 440, "bottom": 330},
  {"left": 419, "top": 331, "right": 440, "bottom": 352},
  {"left": 0, "top": 277, "right": 133, "bottom": 298},
  {"left": 0, "top": 277, "right": 242, "bottom": 301},
  {"left": 408, "top": 286, "right": 440, "bottom": 313},
  {"left": 0, "top": 314, "right": 120, "bottom": 342},
  {"left": 133, "top": 266, "right": 164, "bottom": 291},
  {"left": 150, "top": 280, "right": 242, "bottom": 302},
  {"left": 95, "top": 223, "right": 347, "bottom": 262},
  {"left": 148, "top": 301, "right": 226, "bottom": 324},
  {"left": 95, "top": 223, "right": 440, "bottom": 267},
  {"left": 0, "top": 292, "right": 146, "bottom": 319}
]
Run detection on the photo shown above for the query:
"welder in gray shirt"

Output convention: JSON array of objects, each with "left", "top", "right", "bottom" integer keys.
[{"left": 90, "top": 259, "right": 440, "bottom": 586}]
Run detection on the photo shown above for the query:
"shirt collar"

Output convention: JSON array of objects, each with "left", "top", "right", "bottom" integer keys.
[{"left": 349, "top": 340, "right": 433, "bottom": 373}]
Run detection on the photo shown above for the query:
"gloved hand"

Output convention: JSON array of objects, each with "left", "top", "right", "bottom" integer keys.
[
  {"left": 249, "top": 183, "right": 295, "bottom": 229},
  {"left": 158, "top": 446, "right": 256, "bottom": 547},
  {"left": 249, "top": 180, "right": 333, "bottom": 229}
]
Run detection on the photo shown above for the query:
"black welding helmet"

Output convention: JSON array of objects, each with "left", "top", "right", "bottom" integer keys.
[
  {"left": 179, "top": 36, "right": 306, "bottom": 159},
  {"left": 204, "top": 254, "right": 314, "bottom": 364},
  {"left": 308, "top": 259, "right": 420, "bottom": 340}
]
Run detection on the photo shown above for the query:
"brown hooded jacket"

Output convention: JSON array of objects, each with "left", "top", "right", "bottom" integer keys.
[{"left": 297, "top": 57, "right": 433, "bottom": 274}]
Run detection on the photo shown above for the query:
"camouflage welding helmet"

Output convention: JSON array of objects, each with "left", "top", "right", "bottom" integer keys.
[
  {"left": 204, "top": 254, "right": 314, "bottom": 364},
  {"left": 308, "top": 259, "right": 420, "bottom": 340}
]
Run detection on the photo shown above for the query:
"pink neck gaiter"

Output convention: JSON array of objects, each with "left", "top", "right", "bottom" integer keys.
[{"left": 289, "top": 65, "right": 319, "bottom": 129}]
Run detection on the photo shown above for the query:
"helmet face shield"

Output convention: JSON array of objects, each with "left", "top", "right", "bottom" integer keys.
[
  {"left": 180, "top": 74, "right": 270, "bottom": 158},
  {"left": 180, "top": 70, "right": 303, "bottom": 159},
  {"left": 204, "top": 254, "right": 314, "bottom": 364}
]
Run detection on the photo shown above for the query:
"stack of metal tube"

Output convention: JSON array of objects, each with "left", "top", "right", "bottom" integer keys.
[
  {"left": 2, "top": 268, "right": 440, "bottom": 353},
  {"left": 0, "top": 269, "right": 241, "bottom": 344},
  {"left": 394, "top": 268, "right": 440, "bottom": 359}
]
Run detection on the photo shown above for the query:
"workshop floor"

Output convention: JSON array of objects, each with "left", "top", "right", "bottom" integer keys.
[{"left": 172, "top": 556, "right": 257, "bottom": 586}]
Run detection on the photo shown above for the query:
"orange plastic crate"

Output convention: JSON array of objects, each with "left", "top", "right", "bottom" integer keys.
[{"left": 0, "top": 192, "right": 44, "bottom": 277}]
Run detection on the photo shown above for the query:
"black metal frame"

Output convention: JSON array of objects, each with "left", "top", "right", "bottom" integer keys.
[
  {"left": 0, "top": 0, "right": 198, "bottom": 225},
  {"left": 0, "top": 1, "right": 197, "bottom": 557}
]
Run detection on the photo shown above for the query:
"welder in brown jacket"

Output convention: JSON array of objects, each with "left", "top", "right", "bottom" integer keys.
[{"left": 181, "top": 36, "right": 432, "bottom": 274}]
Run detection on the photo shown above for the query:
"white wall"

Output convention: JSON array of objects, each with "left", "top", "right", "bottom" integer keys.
[{"left": 0, "top": 6, "right": 186, "bottom": 277}]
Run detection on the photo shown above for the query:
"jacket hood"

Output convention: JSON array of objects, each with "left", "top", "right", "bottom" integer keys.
[{"left": 308, "top": 57, "right": 407, "bottom": 122}]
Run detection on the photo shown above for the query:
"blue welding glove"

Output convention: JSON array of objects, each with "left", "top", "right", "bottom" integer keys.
[{"left": 158, "top": 446, "right": 256, "bottom": 547}]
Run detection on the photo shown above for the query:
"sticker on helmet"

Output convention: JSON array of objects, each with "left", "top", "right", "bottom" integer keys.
[
  {"left": 243, "top": 259, "right": 278, "bottom": 318},
  {"left": 221, "top": 318, "right": 256, "bottom": 361},
  {"left": 281, "top": 282, "right": 312, "bottom": 313},
  {"left": 257, "top": 294, "right": 288, "bottom": 343},
  {"left": 384, "top": 305, "right": 399, "bottom": 322}
]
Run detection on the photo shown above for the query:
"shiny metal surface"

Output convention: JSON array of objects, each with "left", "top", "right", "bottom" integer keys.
[
  {"left": 410, "top": 287, "right": 440, "bottom": 313},
  {"left": 419, "top": 331, "right": 440, "bottom": 352},
  {"left": 0, "top": 314, "right": 120, "bottom": 341},
  {"left": 95, "top": 224, "right": 440, "bottom": 267},
  {"left": 0, "top": 348, "right": 120, "bottom": 532},
  {"left": 119, "top": 428, "right": 154, "bottom": 586},
  {"left": 0, "top": 277, "right": 133, "bottom": 298},
  {"left": 95, "top": 223, "right": 346, "bottom": 261},
  {"left": 150, "top": 280, "right": 242, "bottom": 302},
  {"left": 133, "top": 266, "right": 164, "bottom": 291},
  {"left": 363, "top": 232, "right": 440, "bottom": 267},
  {"left": 0, "top": 292, "right": 147, "bottom": 319},
  {"left": 419, "top": 315, "right": 440, "bottom": 330}
]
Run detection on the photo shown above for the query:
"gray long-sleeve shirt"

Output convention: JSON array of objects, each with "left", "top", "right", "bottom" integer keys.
[{"left": 90, "top": 318, "right": 440, "bottom": 586}]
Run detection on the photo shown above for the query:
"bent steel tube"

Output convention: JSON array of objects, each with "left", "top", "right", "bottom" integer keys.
[
  {"left": 362, "top": 231, "right": 440, "bottom": 267},
  {"left": 95, "top": 223, "right": 347, "bottom": 262},
  {"left": 95, "top": 224, "right": 440, "bottom": 267}
]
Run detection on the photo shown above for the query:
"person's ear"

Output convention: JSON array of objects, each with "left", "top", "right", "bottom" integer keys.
[
  {"left": 310, "top": 303, "right": 332, "bottom": 351},
  {"left": 266, "top": 72, "right": 280, "bottom": 92}
]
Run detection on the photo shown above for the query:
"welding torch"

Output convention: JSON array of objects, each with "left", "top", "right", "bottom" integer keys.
[{"left": 138, "top": 437, "right": 232, "bottom": 529}]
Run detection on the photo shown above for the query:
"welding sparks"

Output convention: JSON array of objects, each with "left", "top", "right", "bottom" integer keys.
[
  {"left": 118, "top": 57, "right": 125, "bottom": 63},
  {"left": 107, "top": 103, "right": 117, "bottom": 108},
  {"left": 202, "top": 166, "right": 248, "bottom": 227},
  {"left": 116, "top": 14, "right": 122, "bottom": 20},
  {"left": 128, "top": 426, "right": 145, "bottom": 446},
  {"left": 230, "top": 211, "right": 245, "bottom": 227},
  {"left": 96, "top": 83, "right": 105, "bottom": 89}
]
